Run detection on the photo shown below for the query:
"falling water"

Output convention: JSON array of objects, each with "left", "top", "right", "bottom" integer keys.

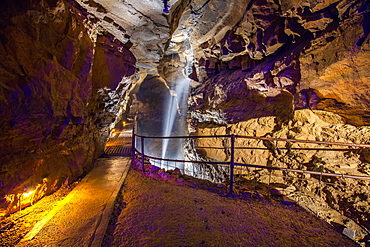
[
  {"left": 160, "top": 53, "right": 192, "bottom": 171},
  {"left": 161, "top": 77, "right": 190, "bottom": 165}
]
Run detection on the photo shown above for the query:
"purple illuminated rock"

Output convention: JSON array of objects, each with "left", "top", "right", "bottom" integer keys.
[
  {"left": 0, "top": 0, "right": 136, "bottom": 214},
  {"left": 186, "top": 0, "right": 370, "bottom": 126}
]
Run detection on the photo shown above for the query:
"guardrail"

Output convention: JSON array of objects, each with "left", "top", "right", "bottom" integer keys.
[{"left": 131, "top": 132, "right": 370, "bottom": 196}]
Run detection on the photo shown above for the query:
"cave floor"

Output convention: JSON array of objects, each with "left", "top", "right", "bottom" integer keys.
[
  {"left": 105, "top": 167, "right": 358, "bottom": 247},
  {"left": 6, "top": 158, "right": 358, "bottom": 247},
  {"left": 1, "top": 125, "right": 359, "bottom": 247},
  {"left": 15, "top": 157, "right": 131, "bottom": 247}
]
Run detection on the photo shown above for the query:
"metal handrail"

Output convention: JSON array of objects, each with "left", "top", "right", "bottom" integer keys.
[
  {"left": 235, "top": 163, "right": 370, "bottom": 180},
  {"left": 132, "top": 132, "right": 370, "bottom": 194},
  {"left": 134, "top": 133, "right": 370, "bottom": 148}
]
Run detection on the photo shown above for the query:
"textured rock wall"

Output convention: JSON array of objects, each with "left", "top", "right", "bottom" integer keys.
[
  {"left": 0, "top": 0, "right": 135, "bottom": 214},
  {"left": 196, "top": 109, "right": 370, "bottom": 239},
  {"left": 173, "top": 0, "right": 370, "bottom": 239},
  {"left": 0, "top": 0, "right": 369, "bottom": 239},
  {"left": 186, "top": 0, "right": 370, "bottom": 126}
]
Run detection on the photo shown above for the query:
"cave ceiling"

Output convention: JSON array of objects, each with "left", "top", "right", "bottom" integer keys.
[{"left": 78, "top": 0, "right": 370, "bottom": 126}]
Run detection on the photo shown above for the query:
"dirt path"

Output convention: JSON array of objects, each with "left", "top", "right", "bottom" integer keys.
[{"left": 108, "top": 168, "right": 357, "bottom": 247}]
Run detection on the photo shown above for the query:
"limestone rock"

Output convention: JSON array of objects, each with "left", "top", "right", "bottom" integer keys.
[
  {"left": 0, "top": 0, "right": 369, "bottom": 240},
  {"left": 0, "top": 0, "right": 136, "bottom": 214},
  {"left": 185, "top": 0, "right": 370, "bottom": 125},
  {"left": 194, "top": 109, "right": 370, "bottom": 233}
]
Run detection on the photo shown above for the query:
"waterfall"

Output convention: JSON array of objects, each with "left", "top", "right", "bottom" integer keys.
[
  {"left": 160, "top": 77, "right": 190, "bottom": 170},
  {"left": 160, "top": 45, "right": 192, "bottom": 171}
]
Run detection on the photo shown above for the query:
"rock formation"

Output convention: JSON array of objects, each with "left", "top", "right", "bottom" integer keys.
[
  {"left": 187, "top": 0, "right": 370, "bottom": 126},
  {"left": 181, "top": 0, "right": 370, "bottom": 241},
  {"left": 0, "top": 0, "right": 369, "bottom": 243},
  {"left": 196, "top": 110, "right": 370, "bottom": 240},
  {"left": 0, "top": 0, "right": 135, "bottom": 215}
]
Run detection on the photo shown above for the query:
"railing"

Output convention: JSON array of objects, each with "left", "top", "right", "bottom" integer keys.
[
  {"left": 130, "top": 131, "right": 370, "bottom": 243},
  {"left": 131, "top": 132, "right": 370, "bottom": 196}
]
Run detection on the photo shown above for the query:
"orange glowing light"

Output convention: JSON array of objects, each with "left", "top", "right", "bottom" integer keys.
[{"left": 23, "top": 190, "right": 34, "bottom": 198}]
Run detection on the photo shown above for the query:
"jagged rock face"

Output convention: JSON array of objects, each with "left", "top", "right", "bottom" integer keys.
[
  {"left": 170, "top": 0, "right": 370, "bottom": 238},
  {"left": 196, "top": 109, "right": 370, "bottom": 239},
  {"left": 0, "top": 0, "right": 135, "bottom": 214},
  {"left": 74, "top": 0, "right": 176, "bottom": 72},
  {"left": 0, "top": 0, "right": 369, "bottom": 240},
  {"left": 186, "top": 0, "right": 370, "bottom": 126}
]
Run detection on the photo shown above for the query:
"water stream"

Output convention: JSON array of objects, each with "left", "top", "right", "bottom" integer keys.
[
  {"left": 160, "top": 76, "right": 190, "bottom": 170},
  {"left": 159, "top": 40, "right": 193, "bottom": 171}
]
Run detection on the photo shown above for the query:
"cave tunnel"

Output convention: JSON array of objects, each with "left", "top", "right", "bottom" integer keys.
[{"left": 0, "top": 0, "right": 369, "bottom": 246}]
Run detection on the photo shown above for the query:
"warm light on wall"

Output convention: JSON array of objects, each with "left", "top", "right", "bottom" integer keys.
[
  {"left": 4, "top": 186, "right": 41, "bottom": 215},
  {"left": 22, "top": 190, "right": 35, "bottom": 198},
  {"left": 19, "top": 188, "right": 36, "bottom": 210}
]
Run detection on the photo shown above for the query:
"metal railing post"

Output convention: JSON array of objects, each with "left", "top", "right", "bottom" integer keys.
[
  {"left": 229, "top": 134, "right": 235, "bottom": 195},
  {"left": 131, "top": 133, "right": 136, "bottom": 156},
  {"left": 131, "top": 134, "right": 136, "bottom": 166},
  {"left": 131, "top": 121, "right": 136, "bottom": 159},
  {"left": 141, "top": 136, "right": 145, "bottom": 172}
]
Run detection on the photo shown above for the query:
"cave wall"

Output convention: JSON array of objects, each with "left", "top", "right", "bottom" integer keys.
[
  {"left": 0, "top": 0, "right": 135, "bottom": 214},
  {"left": 175, "top": 0, "right": 370, "bottom": 239},
  {"left": 0, "top": 0, "right": 369, "bottom": 239},
  {"left": 196, "top": 110, "right": 370, "bottom": 234},
  {"left": 185, "top": 0, "right": 370, "bottom": 126}
]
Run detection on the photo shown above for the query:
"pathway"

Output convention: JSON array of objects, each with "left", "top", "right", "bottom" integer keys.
[{"left": 17, "top": 128, "right": 133, "bottom": 247}]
